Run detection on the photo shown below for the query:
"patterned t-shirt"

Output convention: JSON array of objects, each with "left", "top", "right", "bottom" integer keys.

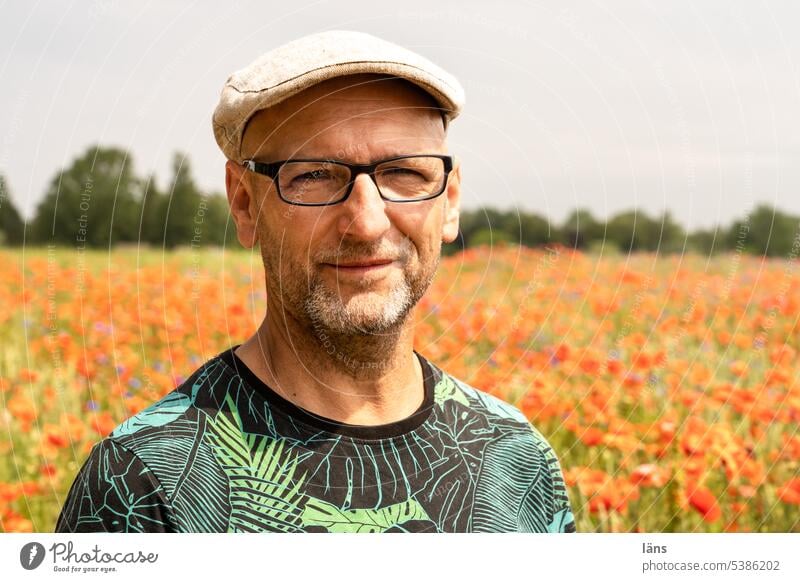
[{"left": 55, "top": 346, "right": 576, "bottom": 533}]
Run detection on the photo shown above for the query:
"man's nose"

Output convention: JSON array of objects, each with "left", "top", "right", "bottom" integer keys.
[{"left": 337, "top": 173, "right": 391, "bottom": 240}]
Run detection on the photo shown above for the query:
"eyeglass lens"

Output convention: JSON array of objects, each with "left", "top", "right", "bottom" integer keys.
[{"left": 277, "top": 156, "right": 446, "bottom": 204}]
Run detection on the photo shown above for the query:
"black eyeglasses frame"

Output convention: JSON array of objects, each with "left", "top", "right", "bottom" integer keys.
[{"left": 242, "top": 154, "right": 454, "bottom": 206}]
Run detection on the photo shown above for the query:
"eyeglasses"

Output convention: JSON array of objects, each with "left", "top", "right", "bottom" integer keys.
[{"left": 242, "top": 154, "right": 453, "bottom": 206}]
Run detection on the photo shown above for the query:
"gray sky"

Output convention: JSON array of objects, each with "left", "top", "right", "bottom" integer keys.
[{"left": 2, "top": 0, "right": 799, "bottom": 230}]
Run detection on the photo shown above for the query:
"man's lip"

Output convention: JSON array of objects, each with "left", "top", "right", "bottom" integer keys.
[{"left": 325, "top": 259, "right": 396, "bottom": 268}]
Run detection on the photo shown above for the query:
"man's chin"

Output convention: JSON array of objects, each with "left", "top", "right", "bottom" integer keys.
[
  {"left": 318, "top": 265, "right": 402, "bottom": 294},
  {"left": 304, "top": 288, "right": 413, "bottom": 336}
]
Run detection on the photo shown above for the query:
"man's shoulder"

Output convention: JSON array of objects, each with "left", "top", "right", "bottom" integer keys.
[
  {"left": 431, "top": 363, "right": 575, "bottom": 532},
  {"left": 428, "top": 361, "right": 565, "bottom": 461},
  {"left": 429, "top": 362, "right": 542, "bottom": 434},
  {"left": 106, "top": 351, "right": 234, "bottom": 446}
]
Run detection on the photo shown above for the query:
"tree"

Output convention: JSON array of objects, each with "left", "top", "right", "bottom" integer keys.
[
  {"left": 468, "top": 227, "right": 515, "bottom": 247},
  {"left": 561, "top": 208, "right": 603, "bottom": 249},
  {"left": 463, "top": 208, "right": 507, "bottom": 246},
  {"left": 652, "top": 210, "right": 687, "bottom": 253},
  {"left": 501, "top": 211, "right": 554, "bottom": 247},
  {"left": 688, "top": 227, "right": 722, "bottom": 256},
  {"left": 138, "top": 173, "right": 167, "bottom": 246},
  {"left": 161, "top": 152, "right": 203, "bottom": 249},
  {"left": 726, "top": 204, "right": 800, "bottom": 257},
  {"left": 0, "top": 174, "right": 25, "bottom": 245},
  {"left": 605, "top": 209, "right": 664, "bottom": 252},
  {"left": 31, "top": 145, "right": 140, "bottom": 246}
]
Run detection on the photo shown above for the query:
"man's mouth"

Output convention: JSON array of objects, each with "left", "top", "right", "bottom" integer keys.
[
  {"left": 333, "top": 258, "right": 395, "bottom": 267},
  {"left": 323, "top": 258, "right": 397, "bottom": 274}
]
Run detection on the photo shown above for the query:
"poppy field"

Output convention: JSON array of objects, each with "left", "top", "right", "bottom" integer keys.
[{"left": 1, "top": 244, "right": 798, "bottom": 532}]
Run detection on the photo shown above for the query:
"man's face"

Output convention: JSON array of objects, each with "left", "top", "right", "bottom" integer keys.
[{"left": 227, "top": 74, "right": 461, "bottom": 337}]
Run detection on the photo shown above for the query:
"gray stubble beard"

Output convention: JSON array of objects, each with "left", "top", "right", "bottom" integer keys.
[{"left": 302, "top": 252, "right": 438, "bottom": 337}]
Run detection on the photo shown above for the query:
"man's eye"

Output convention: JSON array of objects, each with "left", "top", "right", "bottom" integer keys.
[
  {"left": 294, "top": 170, "right": 331, "bottom": 182},
  {"left": 382, "top": 167, "right": 425, "bottom": 178}
]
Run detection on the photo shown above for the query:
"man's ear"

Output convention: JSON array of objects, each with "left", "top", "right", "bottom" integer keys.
[
  {"left": 225, "top": 160, "right": 259, "bottom": 248},
  {"left": 441, "top": 159, "right": 461, "bottom": 244}
]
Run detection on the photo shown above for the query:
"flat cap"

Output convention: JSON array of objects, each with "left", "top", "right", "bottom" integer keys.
[{"left": 212, "top": 30, "right": 465, "bottom": 163}]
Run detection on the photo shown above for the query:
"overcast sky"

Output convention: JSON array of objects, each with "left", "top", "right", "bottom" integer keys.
[{"left": 2, "top": 0, "right": 798, "bottom": 230}]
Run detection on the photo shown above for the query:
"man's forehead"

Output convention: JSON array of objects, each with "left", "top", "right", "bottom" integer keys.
[
  {"left": 249, "top": 74, "right": 441, "bottom": 126},
  {"left": 241, "top": 74, "right": 446, "bottom": 159}
]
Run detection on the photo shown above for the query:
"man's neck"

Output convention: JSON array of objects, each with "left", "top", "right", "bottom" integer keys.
[{"left": 234, "top": 306, "right": 424, "bottom": 427}]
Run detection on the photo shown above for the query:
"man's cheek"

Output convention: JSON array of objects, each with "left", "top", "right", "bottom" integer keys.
[{"left": 411, "top": 239, "right": 429, "bottom": 269}]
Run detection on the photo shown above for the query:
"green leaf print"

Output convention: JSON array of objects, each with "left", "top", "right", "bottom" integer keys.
[
  {"left": 111, "top": 392, "right": 194, "bottom": 437},
  {"left": 206, "top": 394, "right": 309, "bottom": 532},
  {"left": 301, "top": 497, "right": 431, "bottom": 533},
  {"left": 433, "top": 374, "right": 470, "bottom": 408}
]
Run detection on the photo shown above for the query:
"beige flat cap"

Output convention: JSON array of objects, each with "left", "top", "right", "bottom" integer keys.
[{"left": 212, "top": 30, "right": 465, "bottom": 163}]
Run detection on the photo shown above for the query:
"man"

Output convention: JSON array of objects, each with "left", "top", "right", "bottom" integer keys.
[{"left": 55, "top": 30, "right": 576, "bottom": 533}]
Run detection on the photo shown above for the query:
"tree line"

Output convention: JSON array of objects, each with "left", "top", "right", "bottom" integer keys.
[
  {"left": 1, "top": 144, "right": 798, "bottom": 257},
  {"left": 0, "top": 145, "right": 237, "bottom": 249},
  {"left": 445, "top": 205, "right": 800, "bottom": 258}
]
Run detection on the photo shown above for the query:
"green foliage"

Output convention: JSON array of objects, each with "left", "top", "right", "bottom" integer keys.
[
  {"left": 161, "top": 153, "right": 203, "bottom": 249},
  {"left": 24, "top": 146, "right": 237, "bottom": 249},
  {"left": 687, "top": 227, "right": 722, "bottom": 255},
  {"left": 653, "top": 211, "right": 687, "bottom": 253},
  {"left": 604, "top": 209, "right": 687, "bottom": 253},
  {"left": 725, "top": 204, "right": 800, "bottom": 257},
  {"left": 446, "top": 204, "right": 798, "bottom": 257},
  {"left": 138, "top": 173, "right": 167, "bottom": 246},
  {"left": 469, "top": 227, "right": 515, "bottom": 247},
  {"left": 453, "top": 207, "right": 552, "bottom": 249},
  {"left": 0, "top": 175, "right": 25, "bottom": 245},
  {"left": 605, "top": 210, "right": 654, "bottom": 252},
  {"left": 561, "top": 208, "right": 603, "bottom": 249},
  {"left": 504, "top": 211, "right": 554, "bottom": 247},
  {"left": 30, "top": 145, "right": 141, "bottom": 247}
]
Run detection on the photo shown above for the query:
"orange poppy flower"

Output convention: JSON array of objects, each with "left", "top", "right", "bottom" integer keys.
[
  {"left": 606, "top": 359, "right": 624, "bottom": 376},
  {"left": 729, "top": 360, "right": 748, "bottom": 378},
  {"left": 632, "top": 352, "right": 653, "bottom": 371},
  {"left": 41, "top": 463, "right": 58, "bottom": 479},
  {"left": 7, "top": 392, "right": 37, "bottom": 430},
  {"left": 579, "top": 354, "right": 602, "bottom": 375},
  {"left": 18, "top": 369, "right": 38, "bottom": 382},
  {"left": 686, "top": 482, "right": 722, "bottom": 523},
  {"left": 90, "top": 411, "right": 118, "bottom": 437},
  {"left": 1, "top": 510, "right": 33, "bottom": 533},
  {"left": 579, "top": 427, "right": 605, "bottom": 447},
  {"left": 630, "top": 464, "right": 671, "bottom": 488},
  {"left": 44, "top": 425, "right": 68, "bottom": 449},
  {"left": 776, "top": 478, "right": 800, "bottom": 505}
]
